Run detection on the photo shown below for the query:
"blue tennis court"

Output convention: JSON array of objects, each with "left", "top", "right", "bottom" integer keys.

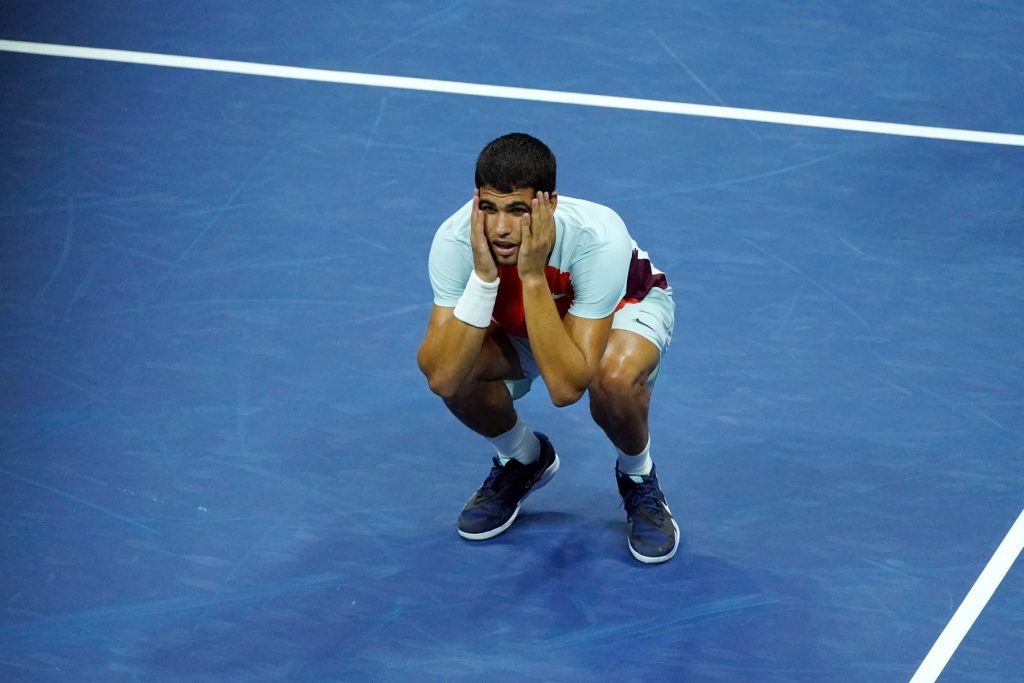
[{"left": 2, "top": 3, "right": 1022, "bottom": 681}]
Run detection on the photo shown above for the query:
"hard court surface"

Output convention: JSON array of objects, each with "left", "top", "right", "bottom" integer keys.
[{"left": 1, "top": 3, "right": 1022, "bottom": 681}]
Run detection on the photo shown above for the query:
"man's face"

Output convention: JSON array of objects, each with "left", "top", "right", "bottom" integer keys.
[{"left": 477, "top": 186, "right": 554, "bottom": 266}]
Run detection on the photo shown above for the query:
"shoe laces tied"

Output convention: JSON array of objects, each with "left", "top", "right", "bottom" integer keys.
[
  {"left": 480, "top": 458, "right": 507, "bottom": 491},
  {"left": 481, "top": 457, "right": 530, "bottom": 493},
  {"left": 624, "top": 478, "right": 665, "bottom": 521}
]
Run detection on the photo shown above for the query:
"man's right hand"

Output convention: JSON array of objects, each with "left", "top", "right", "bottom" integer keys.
[{"left": 470, "top": 189, "right": 498, "bottom": 282}]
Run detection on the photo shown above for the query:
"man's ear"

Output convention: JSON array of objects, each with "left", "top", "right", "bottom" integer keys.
[{"left": 550, "top": 192, "right": 558, "bottom": 212}]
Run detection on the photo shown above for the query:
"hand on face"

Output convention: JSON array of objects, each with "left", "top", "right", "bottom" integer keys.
[
  {"left": 516, "top": 191, "right": 556, "bottom": 279},
  {"left": 469, "top": 189, "right": 499, "bottom": 282}
]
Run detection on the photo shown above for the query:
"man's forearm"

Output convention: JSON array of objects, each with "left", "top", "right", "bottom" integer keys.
[{"left": 521, "top": 276, "right": 592, "bottom": 406}]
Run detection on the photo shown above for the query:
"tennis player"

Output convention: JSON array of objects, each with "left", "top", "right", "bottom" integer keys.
[{"left": 417, "top": 133, "right": 679, "bottom": 563}]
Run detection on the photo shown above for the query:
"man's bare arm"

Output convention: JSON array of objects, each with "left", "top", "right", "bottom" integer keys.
[
  {"left": 417, "top": 305, "right": 491, "bottom": 398},
  {"left": 522, "top": 280, "right": 612, "bottom": 406},
  {"left": 515, "top": 190, "right": 613, "bottom": 406},
  {"left": 418, "top": 189, "right": 499, "bottom": 398}
]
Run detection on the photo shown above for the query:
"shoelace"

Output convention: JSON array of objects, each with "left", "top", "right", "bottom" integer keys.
[
  {"left": 480, "top": 458, "right": 527, "bottom": 493},
  {"left": 623, "top": 479, "right": 665, "bottom": 521},
  {"left": 480, "top": 459, "right": 506, "bottom": 491}
]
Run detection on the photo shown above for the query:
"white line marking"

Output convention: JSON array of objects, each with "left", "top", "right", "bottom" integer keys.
[
  {"left": 2, "top": 39, "right": 1024, "bottom": 147},
  {"left": 909, "top": 507, "right": 1024, "bottom": 683}
]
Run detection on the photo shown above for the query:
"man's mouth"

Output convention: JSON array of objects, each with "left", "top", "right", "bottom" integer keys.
[{"left": 492, "top": 241, "right": 517, "bottom": 258}]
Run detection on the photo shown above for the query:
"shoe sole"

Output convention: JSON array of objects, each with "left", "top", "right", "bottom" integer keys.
[{"left": 458, "top": 453, "right": 560, "bottom": 541}]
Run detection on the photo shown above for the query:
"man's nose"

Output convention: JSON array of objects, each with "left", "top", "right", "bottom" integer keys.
[{"left": 494, "top": 213, "right": 513, "bottom": 235}]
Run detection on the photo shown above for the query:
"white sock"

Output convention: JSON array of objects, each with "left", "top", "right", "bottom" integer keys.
[
  {"left": 487, "top": 417, "right": 540, "bottom": 466},
  {"left": 616, "top": 437, "right": 652, "bottom": 482}
]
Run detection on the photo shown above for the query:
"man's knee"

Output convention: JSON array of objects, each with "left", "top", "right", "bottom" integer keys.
[
  {"left": 424, "top": 372, "right": 460, "bottom": 402},
  {"left": 590, "top": 359, "right": 645, "bottom": 405},
  {"left": 423, "top": 332, "right": 519, "bottom": 401},
  {"left": 590, "top": 331, "right": 661, "bottom": 409}
]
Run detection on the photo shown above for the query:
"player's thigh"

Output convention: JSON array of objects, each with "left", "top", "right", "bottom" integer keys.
[
  {"left": 598, "top": 328, "right": 662, "bottom": 388},
  {"left": 604, "top": 287, "right": 674, "bottom": 388}
]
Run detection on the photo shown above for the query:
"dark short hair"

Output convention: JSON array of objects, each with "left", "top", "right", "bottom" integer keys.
[{"left": 474, "top": 133, "right": 556, "bottom": 194}]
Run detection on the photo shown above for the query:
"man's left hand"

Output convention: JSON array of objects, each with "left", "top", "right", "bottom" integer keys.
[{"left": 517, "top": 191, "right": 556, "bottom": 279}]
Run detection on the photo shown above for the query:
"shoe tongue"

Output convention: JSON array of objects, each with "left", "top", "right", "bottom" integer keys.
[
  {"left": 628, "top": 474, "right": 645, "bottom": 484},
  {"left": 497, "top": 456, "right": 512, "bottom": 467}
]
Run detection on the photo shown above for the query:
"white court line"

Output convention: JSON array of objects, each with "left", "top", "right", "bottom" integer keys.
[
  {"left": 2, "top": 39, "right": 1024, "bottom": 147},
  {"left": 909, "top": 507, "right": 1024, "bottom": 683}
]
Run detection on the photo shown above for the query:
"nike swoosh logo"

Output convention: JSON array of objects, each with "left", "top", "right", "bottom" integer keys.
[{"left": 634, "top": 318, "right": 657, "bottom": 333}]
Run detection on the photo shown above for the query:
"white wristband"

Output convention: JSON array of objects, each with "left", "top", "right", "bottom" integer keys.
[{"left": 453, "top": 271, "right": 500, "bottom": 328}]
